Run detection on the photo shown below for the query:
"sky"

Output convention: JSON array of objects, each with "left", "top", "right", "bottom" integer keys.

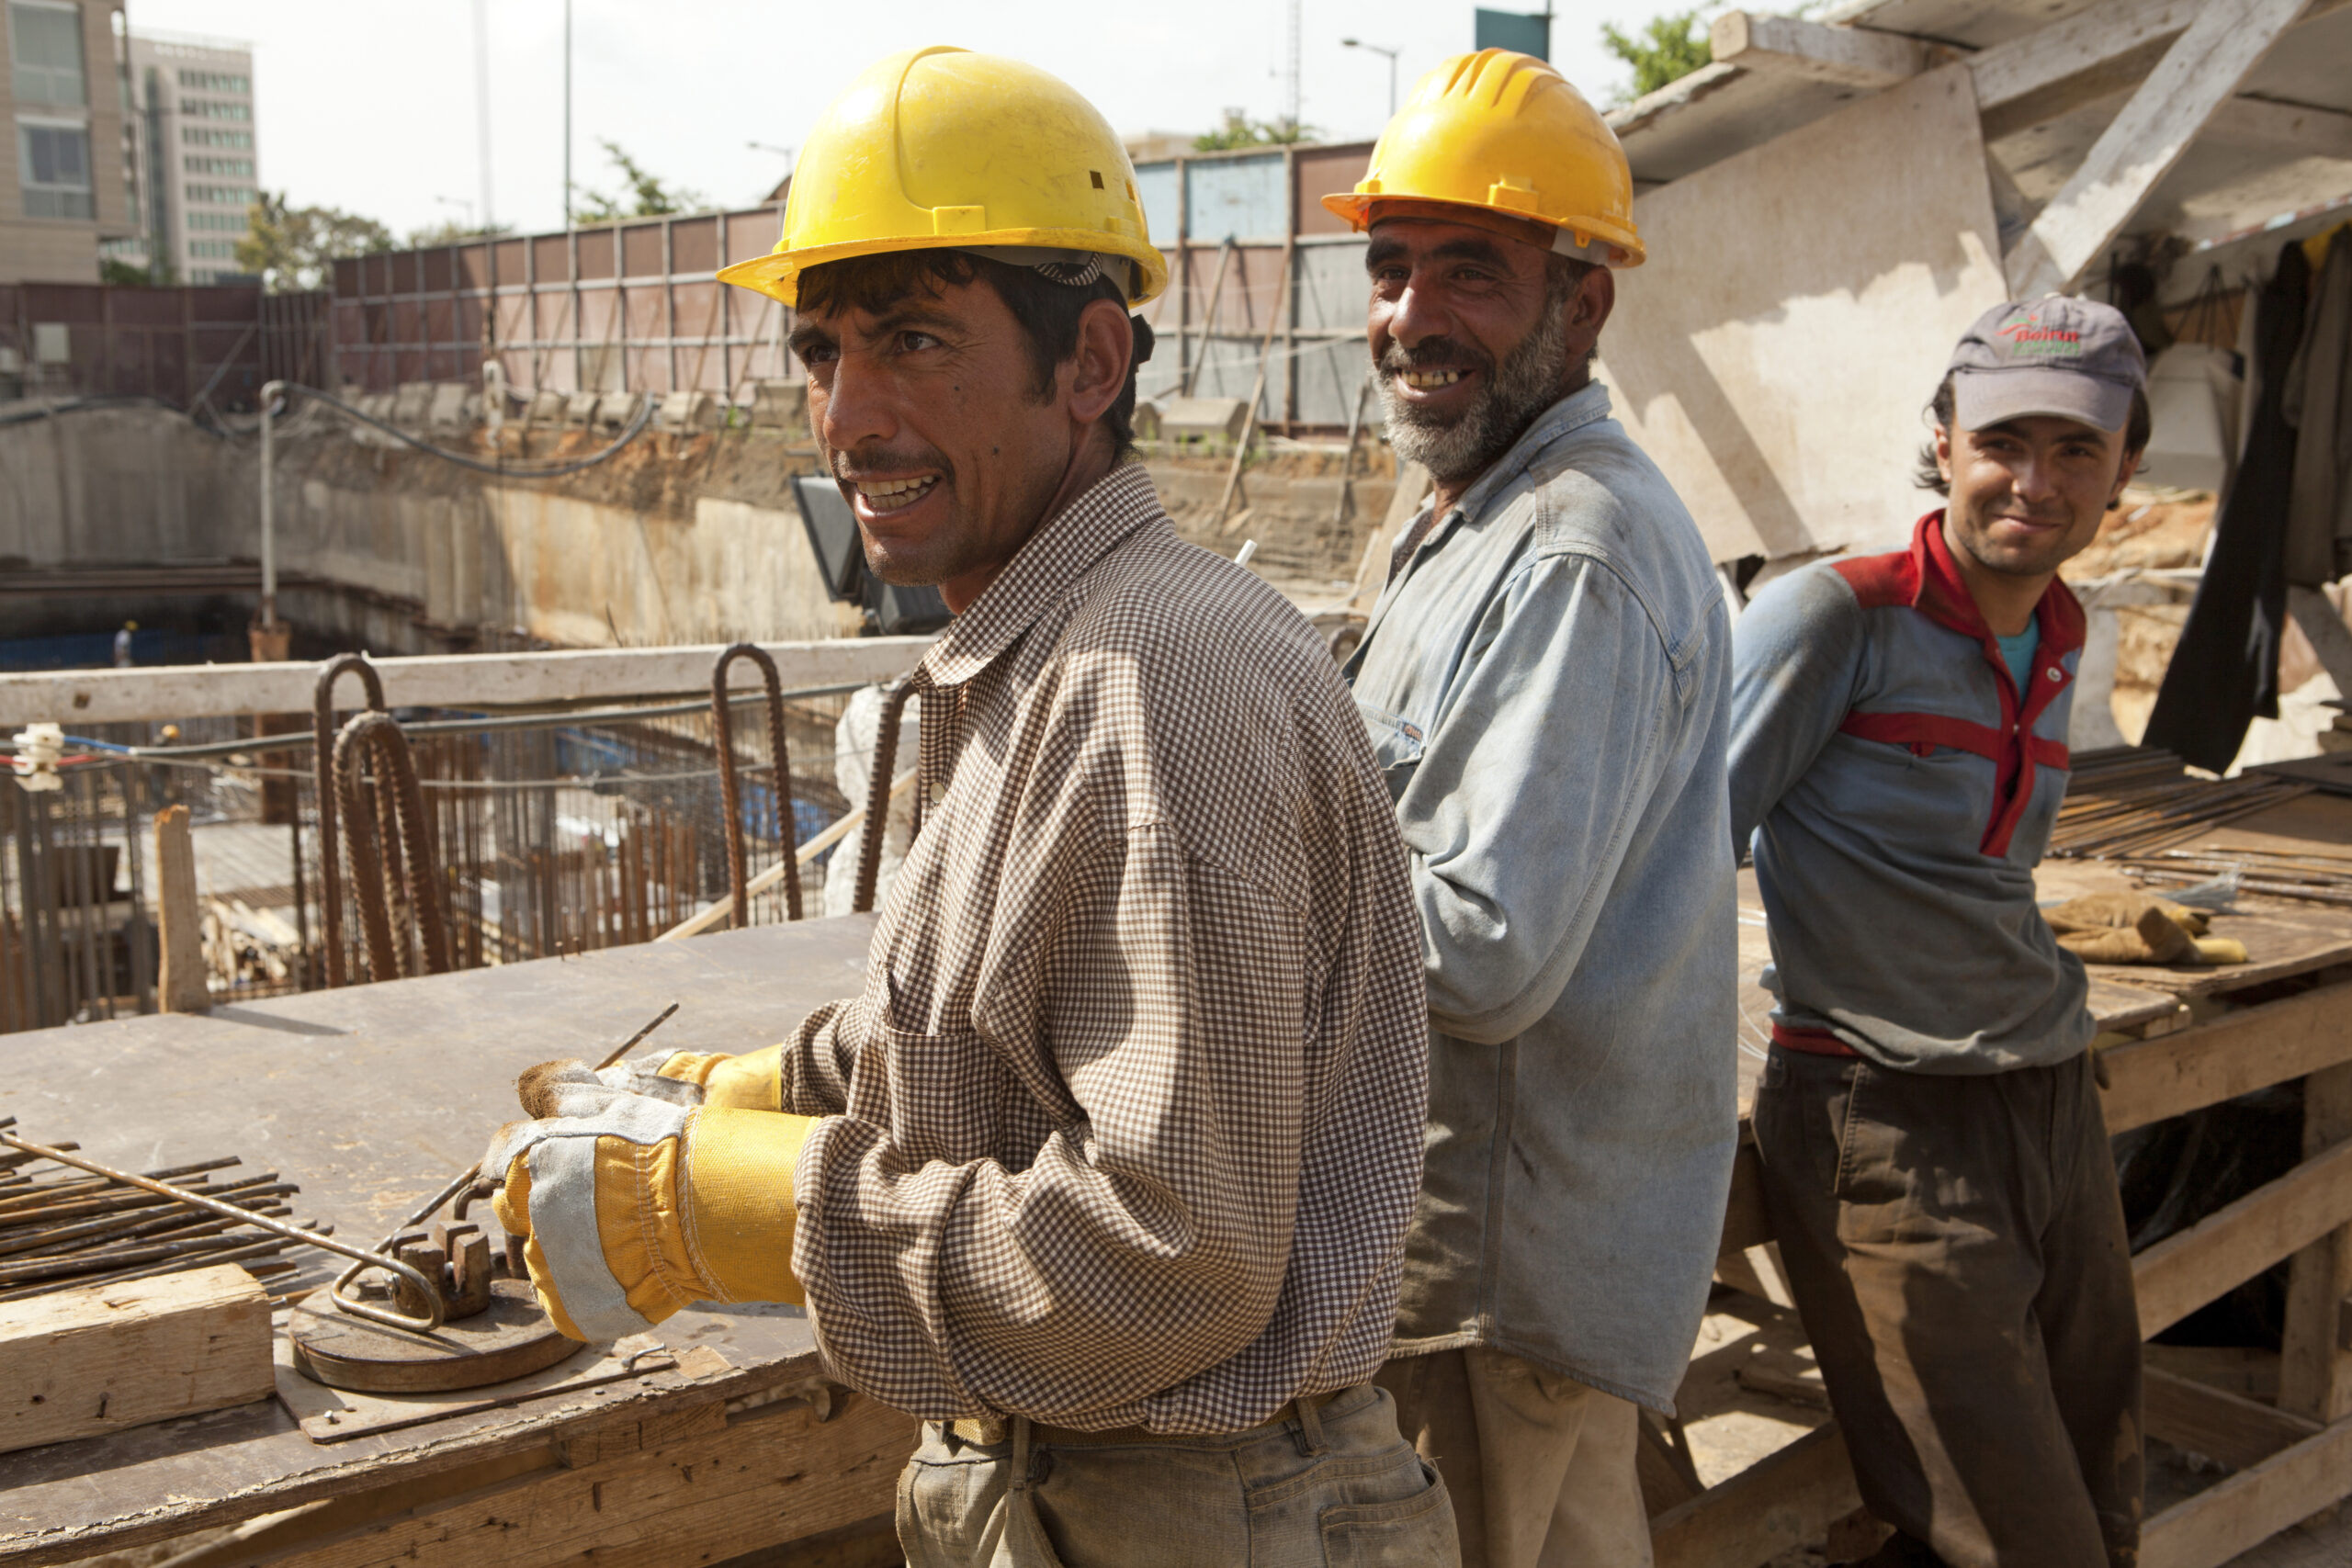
[{"left": 119, "top": 0, "right": 1700, "bottom": 243}]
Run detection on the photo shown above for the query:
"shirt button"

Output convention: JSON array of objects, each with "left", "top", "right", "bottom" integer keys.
[{"left": 2046, "top": 668, "right": 2063, "bottom": 682}]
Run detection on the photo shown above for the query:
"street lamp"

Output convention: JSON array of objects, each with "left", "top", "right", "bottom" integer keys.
[
  {"left": 434, "top": 195, "right": 476, "bottom": 231},
  {"left": 747, "top": 141, "right": 796, "bottom": 177},
  {"left": 1342, "top": 38, "right": 1402, "bottom": 118}
]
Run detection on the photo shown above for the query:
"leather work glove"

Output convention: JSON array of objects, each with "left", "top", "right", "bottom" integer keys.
[
  {"left": 2046, "top": 893, "right": 2245, "bottom": 966},
  {"left": 507, "top": 1045, "right": 786, "bottom": 1120},
  {"left": 481, "top": 1094, "right": 815, "bottom": 1341}
]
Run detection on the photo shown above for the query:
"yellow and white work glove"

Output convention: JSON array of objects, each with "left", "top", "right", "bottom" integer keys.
[
  {"left": 503, "top": 1044, "right": 786, "bottom": 1120},
  {"left": 481, "top": 1090, "right": 814, "bottom": 1342},
  {"left": 575, "top": 1043, "right": 787, "bottom": 1111}
]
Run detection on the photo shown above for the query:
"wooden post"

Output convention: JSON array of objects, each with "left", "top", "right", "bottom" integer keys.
[
  {"left": 154, "top": 805, "right": 208, "bottom": 1014},
  {"left": 2280, "top": 1062, "right": 2352, "bottom": 1422}
]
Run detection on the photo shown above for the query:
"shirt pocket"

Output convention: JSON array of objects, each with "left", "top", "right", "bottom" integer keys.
[{"left": 1353, "top": 698, "right": 1428, "bottom": 805}]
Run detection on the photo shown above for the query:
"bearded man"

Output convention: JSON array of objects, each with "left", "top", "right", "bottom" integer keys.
[{"left": 1322, "top": 51, "right": 1737, "bottom": 1568}]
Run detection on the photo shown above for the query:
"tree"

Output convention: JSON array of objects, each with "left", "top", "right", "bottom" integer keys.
[
  {"left": 571, "top": 141, "right": 706, "bottom": 222},
  {"left": 236, "top": 194, "right": 394, "bottom": 291},
  {"left": 406, "top": 218, "right": 516, "bottom": 248},
  {"left": 99, "top": 257, "right": 153, "bottom": 287},
  {"left": 1193, "top": 108, "right": 1319, "bottom": 152},
  {"left": 1601, "top": 9, "right": 1713, "bottom": 102}
]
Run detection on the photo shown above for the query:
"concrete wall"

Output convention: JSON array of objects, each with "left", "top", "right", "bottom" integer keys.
[{"left": 1, "top": 406, "right": 1388, "bottom": 653}]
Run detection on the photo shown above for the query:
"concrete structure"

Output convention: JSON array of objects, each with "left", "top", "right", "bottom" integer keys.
[
  {"left": 121, "top": 28, "right": 256, "bottom": 285},
  {"left": 0, "top": 0, "right": 137, "bottom": 283}
]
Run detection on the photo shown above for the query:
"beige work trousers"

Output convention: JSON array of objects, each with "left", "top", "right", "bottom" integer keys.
[{"left": 1376, "top": 1348, "right": 1654, "bottom": 1568}]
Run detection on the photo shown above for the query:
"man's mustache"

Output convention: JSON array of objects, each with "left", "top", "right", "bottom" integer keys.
[
  {"left": 1378, "top": 337, "right": 1496, "bottom": 379},
  {"left": 830, "top": 446, "right": 952, "bottom": 482}
]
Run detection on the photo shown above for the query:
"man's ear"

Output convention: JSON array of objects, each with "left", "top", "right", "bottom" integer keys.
[
  {"left": 1935, "top": 424, "right": 1955, "bottom": 486},
  {"left": 1066, "top": 297, "right": 1135, "bottom": 426},
  {"left": 1566, "top": 266, "right": 1615, "bottom": 366},
  {"left": 2109, "top": 447, "right": 2143, "bottom": 507}
]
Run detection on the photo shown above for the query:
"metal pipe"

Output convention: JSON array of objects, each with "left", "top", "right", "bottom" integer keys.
[
  {"left": 0, "top": 1132, "right": 443, "bottom": 1333},
  {"left": 712, "top": 644, "right": 800, "bottom": 929},
  {"left": 259, "top": 379, "right": 284, "bottom": 628}
]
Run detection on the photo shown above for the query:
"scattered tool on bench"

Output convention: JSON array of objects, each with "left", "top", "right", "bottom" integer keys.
[{"left": 285, "top": 1000, "right": 682, "bottom": 1393}]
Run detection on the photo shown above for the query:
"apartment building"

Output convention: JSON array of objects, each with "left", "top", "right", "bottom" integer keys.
[
  {"left": 0, "top": 0, "right": 135, "bottom": 283},
  {"left": 123, "top": 30, "right": 254, "bottom": 284}
]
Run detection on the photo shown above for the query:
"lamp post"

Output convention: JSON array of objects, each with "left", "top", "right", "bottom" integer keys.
[
  {"left": 748, "top": 141, "right": 796, "bottom": 187},
  {"left": 1341, "top": 38, "right": 1402, "bottom": 118}
]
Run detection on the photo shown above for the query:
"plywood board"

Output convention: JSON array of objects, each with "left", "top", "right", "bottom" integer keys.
[{"left": 1598, "top": 65, "right": 2009, "bottom": 564}]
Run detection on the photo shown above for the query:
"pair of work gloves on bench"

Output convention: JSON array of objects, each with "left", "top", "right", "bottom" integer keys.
[
  {"left": 479, "top": 1045, "right": 813, "bottom": 1341},
  {"left": 2046, "top": 891, "right": 2249, "bottom": 966}
]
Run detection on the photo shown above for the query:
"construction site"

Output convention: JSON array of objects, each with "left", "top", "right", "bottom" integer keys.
[{"left": 2, "top": 0, "right": 2352, "bottom": 1563}]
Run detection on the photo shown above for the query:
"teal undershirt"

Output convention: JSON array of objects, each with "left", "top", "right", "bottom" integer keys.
[{"left": 1996, "top": 620, "right": 2041, "bottom": 693}]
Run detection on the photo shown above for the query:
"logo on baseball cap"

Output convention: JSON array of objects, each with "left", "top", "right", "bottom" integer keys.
[{"left": 1946, "top": 296, "right": 2147, "bottom": 434}]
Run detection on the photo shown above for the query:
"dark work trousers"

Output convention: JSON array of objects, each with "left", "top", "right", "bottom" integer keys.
[{"left": 1751, "top": 1046, "right": 2143, "bottom": 1568}]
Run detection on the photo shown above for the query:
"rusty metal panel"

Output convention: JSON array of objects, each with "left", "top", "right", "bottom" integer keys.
[
  {"left": 457, "top": 243, "right": 492, "bottom": 289},
  {"left": 724, "top": 208, "right": 780, "bottom": 265},
  {"left": 531, "top": 232, "right": 570, "bottom": 282},
  {"left": 620, "top": 223, "right": 664, "bottom": 278},
  {"left": 576, "top": 229, "right": 616, "bottom": 280},
  {"left": 421, "top": 248, "right": 456, "bottom": 293},
  {"left": 670, "top": 216, "right": 718, "bottom": 274}
]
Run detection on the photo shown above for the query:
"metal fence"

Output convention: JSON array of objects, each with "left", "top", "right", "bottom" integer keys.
[
  {"left": 322, "top": 141, "right": 1385, "bottom": 431},
  {"left": 0, "top": 694, "right": 857, "bottom": 1032},
  {"left": 0, "top": 284, "right": 330, "bottom": 412}
]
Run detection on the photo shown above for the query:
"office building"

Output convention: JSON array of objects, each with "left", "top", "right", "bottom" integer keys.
[
  {"left": 123, "top": 29, "right": 255, "bottom": 284},
  {"left": 0, "top": 0, "right": 136, "bottom": 282}
]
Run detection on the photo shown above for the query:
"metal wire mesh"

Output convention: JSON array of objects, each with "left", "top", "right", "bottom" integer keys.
[{"left": 0, "top": 696, "right": 855, "bottom": 1032}]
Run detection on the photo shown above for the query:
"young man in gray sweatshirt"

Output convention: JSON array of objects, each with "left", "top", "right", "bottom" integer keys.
[{"left": 1730, "top": 298, "right": 2151, "bottom": 1568}]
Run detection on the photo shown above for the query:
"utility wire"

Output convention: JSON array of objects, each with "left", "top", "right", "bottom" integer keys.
[{"left": 268, "top": 382, "right": 656, "bottom": 478}]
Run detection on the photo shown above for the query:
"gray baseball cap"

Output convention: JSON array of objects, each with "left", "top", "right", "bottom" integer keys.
[{"left": 1945, "top": 296, "right": 2147, "bottom": 434}]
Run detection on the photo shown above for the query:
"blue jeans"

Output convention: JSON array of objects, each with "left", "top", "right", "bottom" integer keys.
[{"left": 896, "top": 1385, "right": 1461, "bottom": 1567}]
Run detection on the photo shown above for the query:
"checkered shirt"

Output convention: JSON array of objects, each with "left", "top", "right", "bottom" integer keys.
[{"left": 780, "top": 462, "right": 1428, "bottom": 1434}]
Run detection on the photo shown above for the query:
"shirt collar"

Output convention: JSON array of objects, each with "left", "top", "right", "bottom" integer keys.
[
  {"left": 915, "top": 461, "right": 1165, "bottom": 690},
  {"left": 1431, "top": 380, "right": 1617, "bottom": 533},
  {"left": 1908, "top": 510, "right": 2087, "bottom": 658}
]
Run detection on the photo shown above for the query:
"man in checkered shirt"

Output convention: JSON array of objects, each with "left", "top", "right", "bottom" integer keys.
[{"left": 481, "top": 50, "right": 1456, "bottom": 1565}]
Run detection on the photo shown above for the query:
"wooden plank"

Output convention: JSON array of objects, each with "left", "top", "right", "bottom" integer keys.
[
  {"left": 1967, "top": 0, "right": 2203, "bottom": 121},
  {"left": 250, "top": 1392, "right": 917, "bottom": 1568},
  {"left": 2101, "top": 985, "right": 2352, "bottom": 1134},
  {"left": 1650, "top": 1422, "right": 1860, "bottom": 1568},
  {"left": 2290, "top": 585, "right": 2352, "bottom": 702},
  {"left": 2143, "top": 1415, "right": 2352, "bottom": 1568},
  {"left": 0, "top": 1266, "right": 271, "bottom": 1455},
  {"left": 0, "top": 637, "right": 933, "bottom": 728},
  {"left": 2209, "top": 96, "right": 2352, "bottom": 161},
  {"left": 154, "top": 805, "right": 208, "bottom": 1015},
  {"left": 2145, "top": 1365, "right": 2323, "bottom": 1472},
  {"left": 2003, "top": 0, "right": 2311, "bottom": 297},
  {"left": 1709, "top": 12, "right": 1934, "bottom": 90},
  {"left": 2136, "top": 1138, "right": 2352, "bottom": 1339},
  {"left": 2281, "top": 1063, "right": 2352, "bottom": 1423}
]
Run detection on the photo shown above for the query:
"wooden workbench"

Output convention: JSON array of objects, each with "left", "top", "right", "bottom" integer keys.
[
  {"left": 1674, "top": 792, "right": 2352, "bottom": 1568},
  {"left": 0, "top": 915, "right": 909, "bottom": 1568},
  {"left": 10, "top": 795, "right": 2352, "bottom": 1568}
]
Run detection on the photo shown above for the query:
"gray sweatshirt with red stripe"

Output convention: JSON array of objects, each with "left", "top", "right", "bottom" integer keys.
[{"left": 1728, "top": 512, "right": 2094, "bottom": 1074}]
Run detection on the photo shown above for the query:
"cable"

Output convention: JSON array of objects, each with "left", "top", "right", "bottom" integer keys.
[{"left": 270, "top": 382, "right": 656, "bottom": 478}]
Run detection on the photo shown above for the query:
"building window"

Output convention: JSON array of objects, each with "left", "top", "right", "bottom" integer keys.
[
  {"left": 181, "top": 126, "right": 252, "bottom": 149},
  {"left": 183, "top": 154, "right": 254, "bottom": 175},
  {"left": 184, "top": 183, "right": 253, "bottom": 206},
  {"left": 175, "top": 68, "right": 248, "bottom": 94},
  {"left": 17, "top": 118, "right": 93, "bottom": 219},
  {"left": 182, "top": 98, "right": 250, "bottom": 121},
  {"left": 7, "top": 1, "right": 85, "bottom": 107},
  {"left": 188, "top": 239, "right": 237, "bottom": 258},
  {"left": 187, "top": 209, "right": 245, "bottom": 231}
]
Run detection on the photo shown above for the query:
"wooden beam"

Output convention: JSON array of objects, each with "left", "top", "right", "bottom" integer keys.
[
  {"left": 2003, "top": 0, "right": 2312, "bottom": 297},
  {"left": 244, "top": 1391, "right": 916, "bottom": 1568},
  {"left": 2143, "top": 1415, "right": 2352, "bottom": 1568},
  {"left": 2145, "top": 1365, "right": 2322, "bottom": 1472},
  {"left": 0, "top": 1266, "right": 271, "bottom": 1455},
  {"left": 2100, "top": 985, "right": 2352, "bottom": 1134},
  {"left": 2290, "top": 585, "right": 2352, "bottom": 701},
  {"left": 2211, "top": 96, "right": 2352, "bottom": 159},
  {"left": 0, "top": 637, "right": 935, "bottom": 728},
  {"left": 1650, "top": 1422, "right": 1861, "bottom": 1568},
  {"left": 2281, "top": 1063, "right": 2352, "bottom": 1422},
  {"left": 154, "top": 805, "right": 208, "bottom": 1016},
  {"left": 2136, "top": 1137, "right": 2352, "bottom": 1339},
  {"left": 1707, "top": 12, "right": 1935, "bottom": 90},
  {"left": 1968, "top": 0, "right": 2203, "bottom": 128}
]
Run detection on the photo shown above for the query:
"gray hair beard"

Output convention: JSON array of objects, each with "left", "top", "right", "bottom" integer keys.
[{"left": 1377, "top": 287, "right": 1573, "bottom": 484}]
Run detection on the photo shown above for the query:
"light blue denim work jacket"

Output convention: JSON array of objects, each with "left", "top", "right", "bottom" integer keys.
[{"left": 1343, "top": 383, "right": 1738, "bottom": 1412}]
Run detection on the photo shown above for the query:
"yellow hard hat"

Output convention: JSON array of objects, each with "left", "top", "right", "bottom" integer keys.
[
  {"left": 717, "top": 47, "right": 1167, "bottom": 308},
  {"left": 1321, "top": 50, "right": 1645, "bottom": 267}
]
